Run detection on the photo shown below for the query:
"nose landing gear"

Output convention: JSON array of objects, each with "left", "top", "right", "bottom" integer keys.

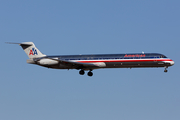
[{"left": 164, "top": 67, "right": 168, "bottom": 73}]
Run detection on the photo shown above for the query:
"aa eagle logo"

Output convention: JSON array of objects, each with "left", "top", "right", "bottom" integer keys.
[{"left": 29, "top": 48, "right": 38, "bottom": 55}]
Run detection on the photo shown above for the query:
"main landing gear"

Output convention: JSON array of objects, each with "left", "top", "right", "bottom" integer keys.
[
  {"left": 164, "top": 67, "right": 168, "bottom": 73},
  {"left": 79, "top": 69, "right": 85, "bottom": 75},
  {"left": 79, "top": 70, "right": 93, "bottom": 76},
  {"left": 87, "top": 71, "right": 93, "bottom": 77}
]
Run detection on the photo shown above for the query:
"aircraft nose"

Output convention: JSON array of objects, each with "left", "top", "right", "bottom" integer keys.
[{"left": 170, "top": 60, "right": 175, "bottom": 65}]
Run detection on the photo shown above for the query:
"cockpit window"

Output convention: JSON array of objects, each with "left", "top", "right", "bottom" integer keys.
[{"left": 160, "top": 55, "right": 167, "bottom": 58}]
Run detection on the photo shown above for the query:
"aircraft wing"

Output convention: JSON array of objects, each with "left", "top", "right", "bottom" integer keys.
[{"left": 45, "top": 57, "right": 106, "bottom": 69}]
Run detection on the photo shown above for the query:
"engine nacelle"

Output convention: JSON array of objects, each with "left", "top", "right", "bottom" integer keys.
[
  {"left": 27, "top": 59, "right": 36, "bottom": 64},
  {"left": 38, "top": 59, "right": 59, "bottom": 65}
]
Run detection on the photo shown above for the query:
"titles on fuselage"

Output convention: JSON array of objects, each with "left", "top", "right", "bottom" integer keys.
[{"left": 124, "top": 54, "right": 146, "bottom": 58}]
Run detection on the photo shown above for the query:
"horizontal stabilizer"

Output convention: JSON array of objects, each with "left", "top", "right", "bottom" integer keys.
[{"left": 6, "top": 42, "right": 33, "bottom": 46}]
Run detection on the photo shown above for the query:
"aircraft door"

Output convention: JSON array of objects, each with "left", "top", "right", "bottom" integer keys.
[{"left": 154, "top": 56, "right": 157, "bottom": 62}]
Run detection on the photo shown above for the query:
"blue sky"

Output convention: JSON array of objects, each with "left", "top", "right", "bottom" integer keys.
[{"left": 0, "top": 0, "right": 180, "bottom": 120}]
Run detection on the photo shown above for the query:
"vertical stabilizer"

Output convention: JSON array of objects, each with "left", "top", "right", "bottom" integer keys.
[
  {"left": 6, "top": 42, "right": 46, "bottom": 59},
  {"left": 19, "top": 42, "right": 46, "bottom": 59}
]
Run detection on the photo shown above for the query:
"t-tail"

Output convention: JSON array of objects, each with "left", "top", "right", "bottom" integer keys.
[{"left": 6, "top": 42, "right": 46, "bottom": 59}]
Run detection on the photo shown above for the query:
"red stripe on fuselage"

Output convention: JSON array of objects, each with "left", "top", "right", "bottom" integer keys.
[{"left": 76, "top": 59, "right": 173, "bottom": 63}]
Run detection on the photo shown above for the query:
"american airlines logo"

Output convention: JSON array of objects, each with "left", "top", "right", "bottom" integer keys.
[
  {"left": 29, "top": 48, "right": 38, "bottom": 55},
  {"left": 124, "top": 54, "right": 145, "bottom": 57}
]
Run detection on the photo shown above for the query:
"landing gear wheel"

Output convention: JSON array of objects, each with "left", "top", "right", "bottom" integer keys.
[
  {"left": 79, "top": 70, "right": 85, "bottom": 75},
  {"left": 87, "top": 71, "right": 93, "bottom": 76},
  {"left": 164, "top": 67, "right": 168, "bottom": 73}
]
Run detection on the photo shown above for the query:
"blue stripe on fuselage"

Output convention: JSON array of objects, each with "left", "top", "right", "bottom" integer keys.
[{"left": 41, "top": 53, "right": 167, "bottom": 61}]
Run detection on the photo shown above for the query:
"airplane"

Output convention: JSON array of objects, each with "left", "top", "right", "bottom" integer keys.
[{"left": 7, "top": 42, "right": 174, "bottom": 76}]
